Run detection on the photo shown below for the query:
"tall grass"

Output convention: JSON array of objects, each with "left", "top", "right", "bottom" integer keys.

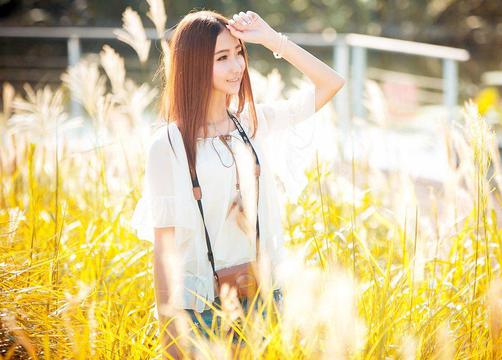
[{"left": 1, "top": 2, "right": 501, "bottom": 359}]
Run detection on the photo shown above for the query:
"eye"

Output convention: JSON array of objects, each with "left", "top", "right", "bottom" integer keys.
[{"left": 217, "top": 50, "right": 244, "bottom": 61}]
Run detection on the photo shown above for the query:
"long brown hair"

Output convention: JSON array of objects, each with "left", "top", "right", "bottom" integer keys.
[{"left": 160, "top": 10, "right": 258, "bottom": 175}]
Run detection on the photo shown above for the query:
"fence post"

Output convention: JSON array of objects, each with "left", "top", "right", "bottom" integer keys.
[
  {"left": 351, "top": 46, "right": 367, "bottom": 119},
  {"left": 334, "top": 38, "right": 350, "bottom": 131},
  {"left": 442, "top": 59, "right": 459, "bottom": 122},
  {"left": 67, "top": 35, "right": 83, "bottom": 119}
]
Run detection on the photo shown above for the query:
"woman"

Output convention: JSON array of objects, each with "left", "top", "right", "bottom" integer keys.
[{"left": 131, "top": 9, "right": 345, "bottom": 358}]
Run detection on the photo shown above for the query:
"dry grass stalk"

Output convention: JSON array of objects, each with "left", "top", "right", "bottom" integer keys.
[
  {"left": 146, "top": 0, "right": 167, "bottom": 38},
  {"left": 119, "top": 80, "right": 157, "bottom": 128},
  {"left": 7, "top": 84, "right": 81, "bottom": 149},
  {"left": 61, "top": 57, "right": 106, "bottom": 118},
  {"left": 99, "top": 45, "right": 125, "bottom": 94},
  {"left": 99, "top": 44, "right": 157, "bottom": 132},
  {"left": 114, "top": 7, "right": 151, "bottom": 64}
]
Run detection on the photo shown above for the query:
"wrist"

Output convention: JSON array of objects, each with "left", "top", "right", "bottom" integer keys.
[
  {"left": 270, "top": 32, "right": 288, "bottom": 59},
  {"left": 264, "top": 31, "right": 282, "bottom": 52}
]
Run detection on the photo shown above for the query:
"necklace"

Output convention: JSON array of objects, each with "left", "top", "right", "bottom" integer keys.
[
  {"left": 208, "top": 112, "right": 233, "bottom": 167},
  {"left": 211, "top": 135, "right": 234, "bottom": 168}
]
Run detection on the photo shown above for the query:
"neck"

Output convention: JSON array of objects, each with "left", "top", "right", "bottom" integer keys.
[{"left": 207, "top": 90, "right": 229, "bottom": 124}]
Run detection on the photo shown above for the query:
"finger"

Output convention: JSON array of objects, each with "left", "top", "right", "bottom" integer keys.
[
  {"left": 231, "top": 14, "right": 245, "bottom": 29},
  {"left": 238, "top": 11, "right": 252, "bottom": 25},
  {"left": 246, "top": 11, "right": 258, "bottom": 21},
  {"left": 234, "top": 13, "right": 247, "bottom": 27},
  {"left": 240, "top": 12, "right": 253, "bottom": 24},
  {"left": 228, "top": 18, "right": 243, "bottom": 31}
]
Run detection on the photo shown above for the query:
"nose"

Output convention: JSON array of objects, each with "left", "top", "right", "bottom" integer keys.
[{"left": 230, "top": 56, "right": 244, "bottom": 73}]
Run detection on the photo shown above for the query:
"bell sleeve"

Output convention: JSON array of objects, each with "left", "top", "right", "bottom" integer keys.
[{"left": 131, "top": 130, "right": 191, "bottom": 243}]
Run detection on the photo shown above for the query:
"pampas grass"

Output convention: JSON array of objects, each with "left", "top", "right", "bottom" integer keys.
[
  {"left": 1, "top": 3, "right": 501, "bottom": 359},
  {"left": 8, "top": 84, "right": 81, "bottom": 143},
  {"left": 114, "top": 7, "right": 151, "bottom": 64},
  {"left": 1, "top": 75, "right": 501, "bottom": 359},
  {"left": 100, "top": 45, "right": 126, "bottom": 95},
  {"left": 61, "top": 57, "right": 107, "bottom": 119},
  {"left": 146, "top": 0, "right": 167, "bottom": 39}
]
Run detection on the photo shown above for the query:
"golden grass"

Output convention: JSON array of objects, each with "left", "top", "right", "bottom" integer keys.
[
  {"left": 1, "top": 3, "right": 501, "bottom": 359},
  {"left": 1, "top": 82, "right": 501, "bottom": 358}
]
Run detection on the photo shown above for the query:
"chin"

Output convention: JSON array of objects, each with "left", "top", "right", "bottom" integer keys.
[
  {"left": 224, "top": 86, "right": 241, "bottom": 96},
  {"left": 214, "top": 82, "right": 242, "bottom": 96}
]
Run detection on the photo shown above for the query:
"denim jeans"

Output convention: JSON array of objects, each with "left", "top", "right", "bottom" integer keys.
[{"left": 184, "top": 288, "right": 283, "bottom": 338}]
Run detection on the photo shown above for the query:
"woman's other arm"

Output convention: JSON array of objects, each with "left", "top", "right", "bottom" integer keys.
[
  {"left": 154, "top": 227, "right": 183, "bottom": 360},
  {"left": 226, "top": 11, "right": 346, "bottom": 112},
  {"left": 264, "top": 35, "right": 345, "bottom": 112}
]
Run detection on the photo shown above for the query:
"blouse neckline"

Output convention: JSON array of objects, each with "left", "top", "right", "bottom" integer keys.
[
  {"left": 196, "top": 127, "right": 240, "bottom": 141},
  {"left": 167, "top": 112, "right": 247, "bottom": 141}
]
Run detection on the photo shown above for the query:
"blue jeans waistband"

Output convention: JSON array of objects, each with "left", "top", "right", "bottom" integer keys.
[{"left": 184, "top": 288, "right": 283, "bottom": 335}]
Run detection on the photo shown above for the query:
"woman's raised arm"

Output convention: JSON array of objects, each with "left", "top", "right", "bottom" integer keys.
[{"left": 226, "top": 10, "right": 346, "bottom": 112}]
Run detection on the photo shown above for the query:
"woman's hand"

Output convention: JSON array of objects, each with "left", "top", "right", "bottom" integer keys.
[{"left": 226, "top": 11, "right": 279, "bottom": 51}]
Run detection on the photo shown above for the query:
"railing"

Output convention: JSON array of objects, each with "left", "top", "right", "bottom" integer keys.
[
  {"left": 333, "top": 33, "right": 469, "bottom": 128},
  {"left": 0, "top": 27, "right": 470, "bottom": 125}
]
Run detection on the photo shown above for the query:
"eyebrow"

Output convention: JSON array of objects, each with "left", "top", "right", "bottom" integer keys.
[{"left": 215, "top": 44, "right": 242, "bottom": 55}]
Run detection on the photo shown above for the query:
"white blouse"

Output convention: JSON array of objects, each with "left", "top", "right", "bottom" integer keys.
[{"left": 131, "top": 84, "right": 316, "bottom": 312}]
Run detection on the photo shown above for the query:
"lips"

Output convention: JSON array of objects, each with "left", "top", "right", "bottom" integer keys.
[{"left": 227, "top": 75, "right": 242, "bottom": 83}]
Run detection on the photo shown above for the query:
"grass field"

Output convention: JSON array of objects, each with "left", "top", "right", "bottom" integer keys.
[
  {"left": 1, "top": 82, "right": 501, "bottom": 359},
  {"left": 1, "top": 2, "right": 502, "bottom": 358}
]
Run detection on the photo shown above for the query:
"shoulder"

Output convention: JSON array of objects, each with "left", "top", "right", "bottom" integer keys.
[
  {"left": 237, "top": 100, "right": 267, "bottom": 125},
  {"left": 258, "top": 84, "right": 316, "bottom": 118},
  {"left": 262, "top": 84, "right": 315, "bottom": 106},
  {"left": 147, "top": 122, "right": 180, "bottom": 158}
]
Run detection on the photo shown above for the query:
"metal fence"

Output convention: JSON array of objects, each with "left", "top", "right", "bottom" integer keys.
[{"left": 0, "top": 27, "right": 469, "bottom": 126}]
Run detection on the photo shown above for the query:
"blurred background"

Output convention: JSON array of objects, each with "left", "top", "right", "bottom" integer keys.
[
  {"left": 1, "top": 0, "right": 501, "bottom": 111},
  {"left": 1, "top": 0, "right": 501, "bottom": 189}
]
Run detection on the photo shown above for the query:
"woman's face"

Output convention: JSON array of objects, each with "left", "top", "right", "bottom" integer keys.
[{"left": 212, "top": 29, "right": 246, "bottom": 97}]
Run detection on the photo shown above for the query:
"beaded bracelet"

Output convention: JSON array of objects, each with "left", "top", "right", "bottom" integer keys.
[{"left": 273, "top": 32, "right": 288, "bottom": 59}]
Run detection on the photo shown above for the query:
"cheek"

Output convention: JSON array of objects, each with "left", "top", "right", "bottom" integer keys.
[{"left": 213, "top": 63, "right": 226, "bottom": 82}]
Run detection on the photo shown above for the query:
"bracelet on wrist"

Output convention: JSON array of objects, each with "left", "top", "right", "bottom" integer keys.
[{"left": 273, "top": 33, "right": 288, "bottom": 59}]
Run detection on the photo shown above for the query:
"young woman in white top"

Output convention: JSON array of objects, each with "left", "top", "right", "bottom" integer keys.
[{"left": 131, "top": 9, "right": 345, "bottom": 358}]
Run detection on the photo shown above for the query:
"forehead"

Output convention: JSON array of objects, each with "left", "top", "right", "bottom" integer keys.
[{"left": 214, "top": 29, "right": 241, "bottom": 51}]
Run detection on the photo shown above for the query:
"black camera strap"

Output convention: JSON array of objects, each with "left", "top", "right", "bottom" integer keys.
[{"left": 189, "top": 111, "right": 261, "bottom": 287}]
